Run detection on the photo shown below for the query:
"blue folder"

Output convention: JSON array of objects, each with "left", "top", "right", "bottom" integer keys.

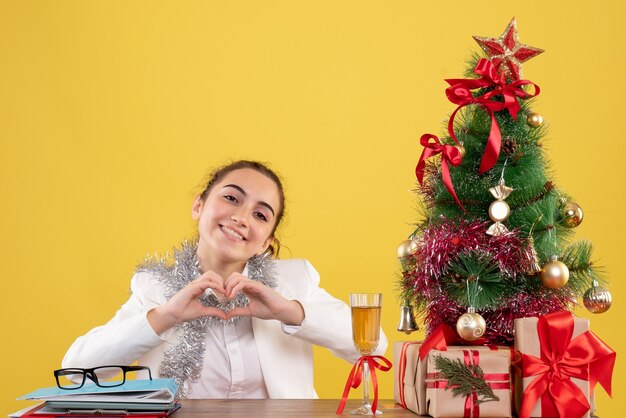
[{"left": 18, "top": 378, "right": 178, "bottom": 404}]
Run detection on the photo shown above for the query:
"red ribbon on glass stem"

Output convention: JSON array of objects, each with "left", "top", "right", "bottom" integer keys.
[
  {"left": 415, "top": 133, "right": 465, "bottom": 212},
  {"left": 445, "top": 58, "right": 539, "bottom": 174},
  {"left": 519, "top": 311, "right": 615, "bottom": 418},
  {"left": 336, "top": 355, "right": 392, "bottom": 415}
]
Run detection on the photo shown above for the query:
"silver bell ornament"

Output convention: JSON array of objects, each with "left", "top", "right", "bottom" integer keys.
[{"left": 396, "top": 304, "right": 419, "bottom": 334}]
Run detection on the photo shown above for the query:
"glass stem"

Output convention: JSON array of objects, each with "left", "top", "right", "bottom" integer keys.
[{"left": 362, "top": 361, "right": 370, "bottom": 407}]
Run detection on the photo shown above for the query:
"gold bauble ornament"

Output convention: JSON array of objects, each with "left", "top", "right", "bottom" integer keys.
[
  {"left": 583, "top": 282, "right": 612, "bottom": 313},
  {"left": 397, "top": 239, "right": 418, "bottom": 271},
  {"left": 561, "top": 201, "right": 584, "bottom": 228},
  {"left": 456, "top": 308, "right": 486, "bottom": 341},
  {"left": 540, "top": 256, "right": 570, "bottom": 289},
  {"left": 397, "top": 239, "right": 418, "bottom": 258},
  {"left": 527, "top": 112, "right": 544, "bottom": 127},
  {"left": 454, "top": 144, "right": 466, "bottom": 159}
]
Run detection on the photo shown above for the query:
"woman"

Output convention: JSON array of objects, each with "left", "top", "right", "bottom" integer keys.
[{"left": 62, "top": 160, "right": 388, "bottom": 399}]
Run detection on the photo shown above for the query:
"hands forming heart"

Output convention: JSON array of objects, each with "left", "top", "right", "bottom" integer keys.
[{"left": 147, "top": 270, "right": 305, "bottom": 335}]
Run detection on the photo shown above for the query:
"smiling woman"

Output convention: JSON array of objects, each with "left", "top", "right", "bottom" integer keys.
[{"left": 61, "top": 160, "right": 388, "bottom": 399}]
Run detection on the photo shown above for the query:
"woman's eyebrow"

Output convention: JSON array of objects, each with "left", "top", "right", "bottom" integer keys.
[{"left": 223, "top": 184, "right": 275, "bottom": 216}]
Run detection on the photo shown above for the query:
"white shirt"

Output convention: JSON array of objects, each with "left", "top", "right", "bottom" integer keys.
[{"left": 187, "top": 317, "right": 269, "bottom": 399}]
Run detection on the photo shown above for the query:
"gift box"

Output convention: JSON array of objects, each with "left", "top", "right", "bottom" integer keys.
[
  {"left": 425, "top": 349, "right": 512, "bottom": 418},
  {"left": 394, "top": 335, "right": 513, "bottom": 416},
  {"left": 393, "top": 341, "right": 424, "bottom": 415},
  {"left": 514, "top": 311, "right": 615, "bottom": 418}
]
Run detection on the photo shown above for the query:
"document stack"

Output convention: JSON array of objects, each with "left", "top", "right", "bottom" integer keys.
[{"left": 12, "top": 379, "right": 179, "bottom": 417}]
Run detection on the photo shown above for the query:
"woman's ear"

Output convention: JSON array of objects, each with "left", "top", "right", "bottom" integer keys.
[
  {"left": 191, "top": 196, "right": 203, "bottom": 220},
  {"left": 257, "top": 236, "right": 274, "bottom": 256}
]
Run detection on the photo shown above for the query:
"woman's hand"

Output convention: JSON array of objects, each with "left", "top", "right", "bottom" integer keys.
[
  {"left": 147, "top": 271, "right": 229, "bottom": 335},
  {"left": 223, "top": 272, "right": 305, "bottom": 325}
]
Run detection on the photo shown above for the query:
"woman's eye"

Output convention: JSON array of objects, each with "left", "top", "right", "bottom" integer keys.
[
  {"left": 223, "top": 195, "right": 238, "bottom": 203},
  {"left": 254, "top": 212, "right": 268, "bottom": 222}
]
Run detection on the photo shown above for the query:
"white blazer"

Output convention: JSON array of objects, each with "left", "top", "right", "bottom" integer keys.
[{"left": 62, "top": 259, "right": 388, "bottom": 398}]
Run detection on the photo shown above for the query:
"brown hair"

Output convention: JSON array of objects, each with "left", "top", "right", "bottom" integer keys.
[{"left": 199, "top": 160, "right": 285, "bottom": 257}]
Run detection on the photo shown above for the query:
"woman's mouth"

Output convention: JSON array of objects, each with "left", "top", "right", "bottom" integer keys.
[{"left": 221, "top": 225, "right": 245, "bottom": 241}]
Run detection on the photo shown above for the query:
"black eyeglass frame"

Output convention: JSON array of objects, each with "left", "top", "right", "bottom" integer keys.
[{"left": 53, "top": 365, "right": 152, "bottom": 390}]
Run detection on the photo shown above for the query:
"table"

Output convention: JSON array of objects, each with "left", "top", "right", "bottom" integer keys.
[{"left": 174, "top": 399, "right": 421, "bottom": 417}]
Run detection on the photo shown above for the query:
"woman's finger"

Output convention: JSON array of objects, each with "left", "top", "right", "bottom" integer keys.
[
  {"left": 226, "top": 280, "right": 249, "bottom": 299},
  {"left": 188, "top": 280, "right": 226, "bottom": 298},
  {"left": 196, "top": 270, "right": 226, "bottom": 288},
  {"left": 224, "top": 306, "right": 250, "bottom": 319},
  {"left": 199, "top": 306, "right": 228, "bottom": 320},
  {"left": 224, "top": 273, "right": 248, "bottom": 294}
]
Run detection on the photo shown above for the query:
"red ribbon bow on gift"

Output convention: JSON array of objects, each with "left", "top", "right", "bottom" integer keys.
[
  {"left": 418, "top": 324, "right": 488, "bottom": 361},
  {"left": 519, "top": 311, "right": 616, "bottom": 418},
  {"left": 415, "top": 133, "right": 465, "bottom": 212},
  {"left": 336, "top": 355, "right": 392, "bottom": 415},
  {"left": 445, "top": 58, "right": 540, "bottom": 174}
]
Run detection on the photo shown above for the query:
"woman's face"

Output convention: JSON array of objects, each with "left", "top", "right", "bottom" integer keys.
[{"left": 192, "top": 168, "right": 281, "bottom": 266}]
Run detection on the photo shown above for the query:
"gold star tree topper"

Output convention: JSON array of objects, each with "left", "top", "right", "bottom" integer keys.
[{"left": 473, "top": 18, "right": 544, "bottom": 81}]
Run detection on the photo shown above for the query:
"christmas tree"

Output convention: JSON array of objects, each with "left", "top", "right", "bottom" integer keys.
[{"left": 398, "top": 18, "right": 612, "bottom": 345}]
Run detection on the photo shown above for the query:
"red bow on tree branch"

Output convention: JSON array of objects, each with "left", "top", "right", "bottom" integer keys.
[
  {"left": 415, "top": 133, "right": 465, "bottom": 212},
  {"left": 445, "top": 58, "right": 540, "bottom": 174}
]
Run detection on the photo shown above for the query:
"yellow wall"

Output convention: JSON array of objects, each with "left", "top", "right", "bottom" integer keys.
[{"left": 1, "top": 1, "right": 624, "bottom": 415}]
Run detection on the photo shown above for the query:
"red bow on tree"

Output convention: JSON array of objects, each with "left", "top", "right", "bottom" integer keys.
[
  {"left": 519, "top": 311, "right": 615, "bottom": 418},
  {"left": 415, "top": 133, "right": 465, "bottom": 212},
  {"left": 445, "top": 58, "right": 540, "bottom": 174}
]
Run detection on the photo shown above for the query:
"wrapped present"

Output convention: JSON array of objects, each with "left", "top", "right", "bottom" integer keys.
[
  {"left": 425, "top": 349, "right": 512, "bottom": 418},
  {"left": 393, "top": 341, "right": 424, "bottom": 414},
  {"left": 514, "top": 311, "right": 615, "bottom": 418},
  {"left": 394, "top": 327, "right": 513, "bottom": 416}
]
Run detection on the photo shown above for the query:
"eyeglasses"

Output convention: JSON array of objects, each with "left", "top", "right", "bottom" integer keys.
[{"left": 54, "top": 365, "right": 152, "bottom": 390}]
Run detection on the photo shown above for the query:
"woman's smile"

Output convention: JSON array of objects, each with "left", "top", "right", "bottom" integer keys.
[{"left": 220, "top": 225, "right": 246, "bottom": 241}]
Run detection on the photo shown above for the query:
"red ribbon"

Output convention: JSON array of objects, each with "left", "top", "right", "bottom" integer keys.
[
  {"left": 336, "top": 355, "right": 392, "bottom": 415},
  {"left": 418, "top": 324, "right": 487, "bottom": 361},
  {"left": 397, "top": 342, "right": 420, "bottom": 408},
  {"left": 415, "top": 133, "right": 465, "bottom": 212},
  {"left": 464, "top": 351, "right": 480, "bottom": 418},
  {"left": 519, "top": 311, "right": 616, "bottom": 418},
  {"left": 445, "top": 58, "right": 540, "bottom": 174}
]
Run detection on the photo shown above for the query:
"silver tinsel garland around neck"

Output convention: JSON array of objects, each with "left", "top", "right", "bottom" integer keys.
[{"left": 136, "top": 239, "right": 277, "bottom": 398}]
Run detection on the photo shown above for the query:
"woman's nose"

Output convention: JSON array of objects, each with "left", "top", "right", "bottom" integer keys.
[{"left": 230, "top": 212, "right": 248, "bottom": 226}]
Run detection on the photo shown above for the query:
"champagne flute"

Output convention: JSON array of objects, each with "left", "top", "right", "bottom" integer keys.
[{"left": 350, "top": 293, "right": 382, "bottom": 415}]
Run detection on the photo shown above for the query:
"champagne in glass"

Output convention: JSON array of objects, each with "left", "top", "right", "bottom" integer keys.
[
  {"left": 350, "top": 293, "right": 382, "bottom": 415},
  {"left": 352, "top": 305, "right": 381, "bottom": 355}
]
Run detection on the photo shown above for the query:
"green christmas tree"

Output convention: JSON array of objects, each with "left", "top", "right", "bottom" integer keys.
[{"left": 399, "top": 18, "right": 612, "bottom": 345}]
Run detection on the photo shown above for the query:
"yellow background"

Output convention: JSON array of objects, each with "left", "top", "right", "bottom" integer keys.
[{"left": 1, "top": 1, "right": 624, "bottom": 415}]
